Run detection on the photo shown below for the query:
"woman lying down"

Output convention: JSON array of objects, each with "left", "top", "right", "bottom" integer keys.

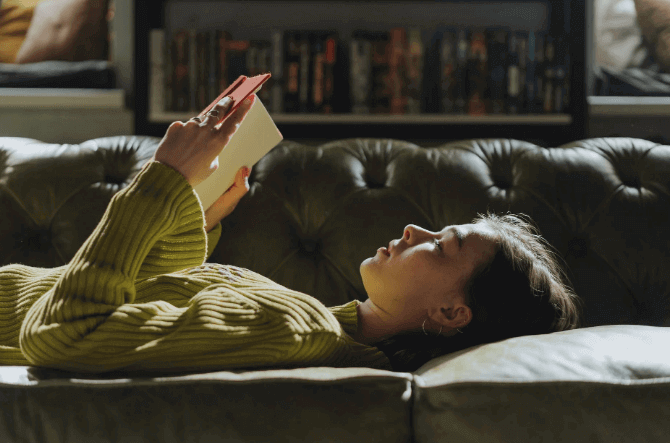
[{"left": 0, "top": 95, "right": 581, "bottom": 373}]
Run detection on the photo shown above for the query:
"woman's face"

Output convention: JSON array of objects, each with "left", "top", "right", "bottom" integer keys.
[{"left": 360, "top": 222, "right": 498, "bottom": 329}]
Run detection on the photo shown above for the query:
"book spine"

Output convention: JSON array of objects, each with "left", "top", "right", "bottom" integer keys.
[
  {"left": 467, "top": 30, "right": 488, "bottom": 116},
  {"left": 298, "top": 32, "right": 312, "bottom": 113},
  {"left": 406, "top": 27, "right": 424, "bottom": 115},
  {"left": 506, "top": 33, "right": 521, "bottom": 114},
  {"left": 516, "top": 31, "right": 528, "bottom": 113},
  {"left": 311, "top": 32, "right": 326, "bottom": 113},
  {"left": 350, "top": 31, "right": 372, "bottom": 114},
  {"left": 543, "top": 35, "right": 555, "bottom": 113},
  {"left": 389, "top": 27, "right": 407, "bottom": 115},
  {"left": 322, "top": 33, "right": 337, "bottom": 114},
  {"left": 454, "top": 29, "right": 468, "bottom": 114},
  {"left": 172, "top": 29, "right": 190, "bottom": 112},
  {"left": 283, "top": 30, "right": 301, "bottom": 113},
  {"left": 555, "top": 37, "right": 569, "bottom": 113},
  {"left": 438, "top": 29, "right": 457, "bottom": 114},
  {"left": 487, "top": 28, "right": 508, "bottom": 115},
  {"left": 371, "top": 31, "right": 391, "bottom": 114},
  {"left": 271, "top": 29, "right": 284, "bottom": 114},
  {"left": 195, "top": 30, "right": 210, "bottom": 111},
  {"left": 531, "top": 32, "right": 545, "bottom": 114},
  {"left": 525, "top": 31, "right": 536, "bottom": 114},
  {"left": 149, "top": 29, "right": 165, "bottom": 115}
]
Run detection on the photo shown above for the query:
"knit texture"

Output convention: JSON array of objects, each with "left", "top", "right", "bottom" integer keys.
[{"left": 0, "top": 161, "right": 391, "bottom": 372}]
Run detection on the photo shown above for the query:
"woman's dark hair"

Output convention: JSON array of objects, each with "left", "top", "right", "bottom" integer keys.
[{"left": 374, "top": 212, "right": 582, "bottom": 372}]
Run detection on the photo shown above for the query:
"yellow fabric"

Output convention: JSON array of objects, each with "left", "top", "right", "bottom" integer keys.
[
  {"left": 0, "top": 161, "right": 391, "bottom": 373},
  {"left": 0, "top": 0, "right": 42, "bottom": 63}
]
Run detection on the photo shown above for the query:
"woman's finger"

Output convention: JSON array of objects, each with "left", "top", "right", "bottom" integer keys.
[
  {"left": 216, "top": 95, "right": 256, "bottom": 140},
  {"left": 201, "top": 96, "right": 233, "bottom": 126}
]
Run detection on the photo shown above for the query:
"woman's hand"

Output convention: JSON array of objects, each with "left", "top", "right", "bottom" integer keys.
[
  {"left": 152, "top": 94, "right": 256, "bottom": 188},
  {"left": 204, "top": 165, "right": 251, "bottom": 232}
]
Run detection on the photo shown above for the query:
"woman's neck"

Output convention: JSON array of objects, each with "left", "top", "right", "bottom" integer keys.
[{"left": 354, "top": 299, "right": 403, "bottom": 345}]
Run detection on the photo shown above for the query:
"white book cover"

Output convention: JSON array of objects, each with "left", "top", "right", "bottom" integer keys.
[{"left": 193, "top": 95, "right": 283, "bottom": 210}]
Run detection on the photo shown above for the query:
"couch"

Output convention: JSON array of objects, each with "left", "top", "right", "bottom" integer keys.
[{"left": 0, "top": 135, "right": 669, "bottom": 442}]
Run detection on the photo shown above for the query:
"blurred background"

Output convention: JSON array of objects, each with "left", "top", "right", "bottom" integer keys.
[{"left": 1, "top": 0, "right": 670, "bottom": 146}]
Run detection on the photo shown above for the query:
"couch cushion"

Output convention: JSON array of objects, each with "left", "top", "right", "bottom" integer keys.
[
  {"left": 0, "top": 366, "right": 412, "bottom": 443},
  {"left": 413, "top": 325, "right": 670, "bottom": 443}
]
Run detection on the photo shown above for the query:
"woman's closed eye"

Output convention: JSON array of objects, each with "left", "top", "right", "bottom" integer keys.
[{"left": 433, "top": 238, "right": 443, "bottom": 252}]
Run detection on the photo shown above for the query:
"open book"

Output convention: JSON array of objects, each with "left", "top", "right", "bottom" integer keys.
[{"left": 193, "top": 92, "right": 283, "bottom": 210}]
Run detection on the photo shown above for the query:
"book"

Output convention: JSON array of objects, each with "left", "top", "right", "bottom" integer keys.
[
  {"left": 322, "top": 33, "right": 337, "bottom": 114},
  {"left": 298, "top": 31, "right": 311, "bottom": 113},
  {"left": 454, "top": 29, "right": 468, "bottom": 114},
  {"left": 370, "top": 31, "right": 391, "bottom": 114},
  {"left": 171, "top": 29, "right": 190, "bottom": 112},
  {"left": 466, "top": 30, "right": 488, "bottom": 116},
  {"left": 270, "top": 30, "right": 284, "bottom": 114},
  {"left": 389, "top": 27, "right": 407, "bottom": 115},
  {"left": 543, "top": 35, "right": 556, "bottom": 113},
  {"left": 311, "top": 32, "right": 328, "bottom": 113},
  {"left": 507, "top": 32, "right": 521, "bottom": 114},
  {"left": 193, "top": 76, "right": 283, "bottom": 210},
  {"left": 350, "top": 30, "right": 373, "bottom": 114},
  {"left": 516, "top": 31, "right": 528, "bottom": 113},
  {"left": 283, "top": 31, "right": 301, "bottom": 113},
  {"left": 439, "top": 28, "right": 457, "bottom": 113},
  {"left": 487, "top": 28, "right": 508, "bottom": 115},
  {"left": 149, "top": 29, "right": 165, "bottom": 115},
  {"left": 406, "top": 28, "right": 424, "bottom": 115}
]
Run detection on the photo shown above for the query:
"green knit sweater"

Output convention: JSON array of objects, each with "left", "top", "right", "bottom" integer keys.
[{"left": 0, "top": 161, "right": 391, "bottom": 373}]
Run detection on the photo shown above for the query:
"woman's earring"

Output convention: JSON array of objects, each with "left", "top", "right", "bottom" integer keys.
[
  {"left": 422, "top": 318, "right": 443, "bottom": 337},
  {"left": 456, "top": 328, "right": 463, "bottom": 334}
]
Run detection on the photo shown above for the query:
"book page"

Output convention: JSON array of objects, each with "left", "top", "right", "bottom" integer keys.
[{"left": 193, "top": 95, "right": 283, "bottom": 209}]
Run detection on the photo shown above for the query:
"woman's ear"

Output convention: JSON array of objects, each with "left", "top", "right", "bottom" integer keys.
[{"left": 433, "top": 303, "right": 472, "bottom": 330}]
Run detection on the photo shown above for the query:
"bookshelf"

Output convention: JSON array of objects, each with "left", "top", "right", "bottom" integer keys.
[{"left": 134, "top": 0, "right": 586, "bottom": 147}]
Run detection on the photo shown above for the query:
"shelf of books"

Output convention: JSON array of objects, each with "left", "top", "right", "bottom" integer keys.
[{"left": 147, "top": 26, "right": 572, "bottom": 124}]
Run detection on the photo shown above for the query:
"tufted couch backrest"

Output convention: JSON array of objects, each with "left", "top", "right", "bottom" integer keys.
[{"left": 1, "top": 136, "right": 669, "bottom": 328}]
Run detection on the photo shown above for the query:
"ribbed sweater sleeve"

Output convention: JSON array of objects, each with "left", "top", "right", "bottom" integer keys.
[{"left": 18, "top": 161, "right": 208, "bottom": 370}]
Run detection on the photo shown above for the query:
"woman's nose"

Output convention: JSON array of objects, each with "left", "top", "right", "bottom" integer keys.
[{"left": 404, "top": 224, "right": 427, "bottom": 242}]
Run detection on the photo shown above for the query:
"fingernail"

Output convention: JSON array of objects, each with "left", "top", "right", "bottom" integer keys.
[
  {"left": 219, "top": 96, "right": 232, "bottom": 106},
  {"left": 244, "top": 167, "right": 250, "bottom": 177}
]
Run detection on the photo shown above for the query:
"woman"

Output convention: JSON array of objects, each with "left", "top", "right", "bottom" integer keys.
[{"left": 0, "top": 95, "right": 581, "bottom": 373}]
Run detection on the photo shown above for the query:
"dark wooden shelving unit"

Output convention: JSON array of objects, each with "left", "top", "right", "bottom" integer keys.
[{"left": 134, "top": 0, "right": 586, "bottom": 147}]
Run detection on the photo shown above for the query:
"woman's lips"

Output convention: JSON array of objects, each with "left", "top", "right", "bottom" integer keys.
[{"left": 378, "top": 247, "right": 390, "bottom": 257}]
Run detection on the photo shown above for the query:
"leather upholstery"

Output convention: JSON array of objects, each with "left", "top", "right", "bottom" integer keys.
[
  {"left": 1, "top": 136, "right": 669, "bottom": 327},
  {"left": 1, "top": 135, "right": 670, "bottom": 442}
]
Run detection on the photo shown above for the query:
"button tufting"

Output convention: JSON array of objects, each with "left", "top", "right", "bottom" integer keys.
[
  {"left": 14, "top": 229, "right": 52, "bottom": 251},
  {"left": 567, "top": 237, "right": 588, "bottom": 259},
  {"left": 302, "top": 240, "right": 319, "bottom": 253},
  {"left": 364, "top": 173, "right": 385, "bottom": 189}
]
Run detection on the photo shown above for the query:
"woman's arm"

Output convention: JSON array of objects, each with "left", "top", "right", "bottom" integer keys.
[
  {"left": 19, "top": 161, "right": 204, "bottom": 367},
  {"left": 19, "top": 96, "right": 256, "bottom": 370}
]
